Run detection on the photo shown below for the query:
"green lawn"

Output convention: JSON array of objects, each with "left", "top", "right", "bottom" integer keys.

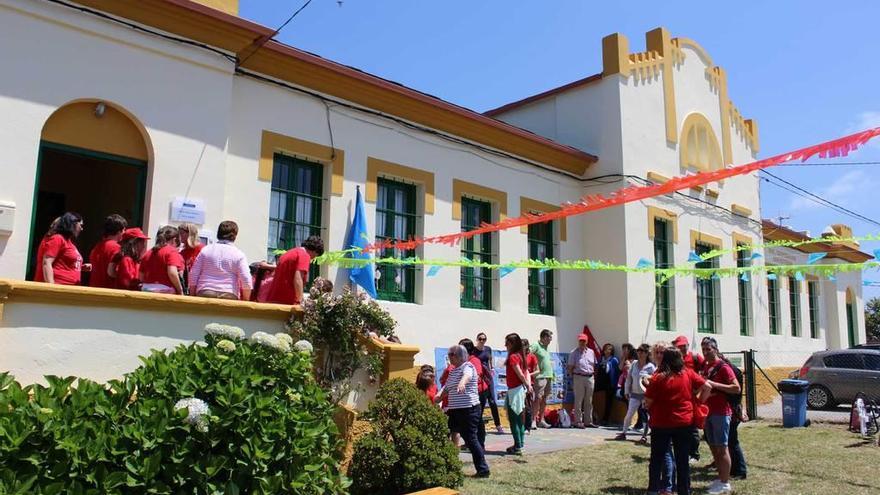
[{"left": 462, "top": 422, "right": 880, "bottom": 495}]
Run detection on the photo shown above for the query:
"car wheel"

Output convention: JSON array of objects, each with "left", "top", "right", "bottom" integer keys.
[{"left": 807, "top": 385, "right": 834, "bottom": 410}]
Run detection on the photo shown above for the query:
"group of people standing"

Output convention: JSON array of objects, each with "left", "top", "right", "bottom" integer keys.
[
  {"left": 32, "top": 211, "right": 324, "bottom": 305},
  {"left": 416, "top": 331, "right": 747, "bottom": 494}
]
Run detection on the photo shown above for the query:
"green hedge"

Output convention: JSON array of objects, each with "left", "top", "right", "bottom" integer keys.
[
  {"left": 0, "top": 327, "right": 348, "bottom": 494},
  {"left": 349, "top": 378, "right": 462, "bottom": 495}
]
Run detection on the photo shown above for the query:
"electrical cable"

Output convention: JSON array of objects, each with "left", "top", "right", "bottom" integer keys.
[
  {"left": 237, "top": 0, "right": 314, "bottom": 68},
  {"left": 759, "top": 171, "right": 880, "bottom": 227}
]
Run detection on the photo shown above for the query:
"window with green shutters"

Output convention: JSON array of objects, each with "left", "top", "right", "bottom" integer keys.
[
  {"left": 528, "top": 221, "right": 554, "bottom": 315},
  {"left": 768, "top": 277, "right": 780, "bottom": 335},
  {"left": 375, "top": 178, "right": 417, "bottom": 302},
  {"left": 789, "top": 277, "right": 801, "bottom": 336},
  {"left": 737, "top": 246, "right": 753, "bottom": 336},
  {"left": 654, "top": 218, "right": 674, "bottom": 330},
  {"left": 268, "top": 154, "right": 323, "bottom": 282},
  {"left": 695, "top": 242, "right": 720, "bottom": 333},
  {"left": 460, "top": 197, "right": 494, "bottom": 310},
  {"left": 808, "top": 281, "right": 820, "bottom": 339}
]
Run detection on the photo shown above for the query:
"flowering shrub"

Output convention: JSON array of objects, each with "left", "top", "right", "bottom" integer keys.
[
  {"left": 0, "top": 325, "right": 348, "bottom": 494},
  {"left": 288, "top": 285, "right": 397, "bottom": 403},
  {"left": 349, "top": 378, "right": 463, "bottom": 494}
]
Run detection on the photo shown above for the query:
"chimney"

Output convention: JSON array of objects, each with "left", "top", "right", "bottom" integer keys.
[
  {"left": 191, "top": 0, "right": 239, "bottom": 16},
  {"left": 822, "top": 223, "right": 858, "bottom": 249}
]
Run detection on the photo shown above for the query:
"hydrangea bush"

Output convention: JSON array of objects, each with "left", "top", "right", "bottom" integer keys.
[
  {"left": 288, "top": 285, "right": 397, "bottom": 403},
  {"left": 0, "top": 324, "right": 348, "bottom": 494}
]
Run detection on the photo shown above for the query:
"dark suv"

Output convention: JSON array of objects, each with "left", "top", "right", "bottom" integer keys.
[{"left": 795, "top": 349, "right": 880, "bottom": 409}]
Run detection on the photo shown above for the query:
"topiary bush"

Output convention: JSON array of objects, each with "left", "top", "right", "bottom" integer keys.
[
  {"left": 349, "top": 378, "right": 462, "bottom": 495},
  {"left": 0, "top": 325, "right": 348, "bottom": 494}
]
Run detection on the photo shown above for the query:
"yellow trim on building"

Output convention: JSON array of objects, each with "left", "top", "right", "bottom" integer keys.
[
  {"left": 647, "top": 206, "right": 679, "bottom": 243},
  {"left": 259, "top": 130, "right": 344, "bottom": 196},
  {"left": 41, "top": 102, "right": 149, "bottom": 161},
  {"left": 731, "top": 203, "right": 753, "bottom": 217},
  {"left": 647, "top": 171, "right": 670, "bottom": 184},
  {"left": 519, "top": 197, "right": 567, "bottom": 242},
  {"left": 646, "top": 27, "right": 678, "bottom": 143},
  {"left": 191, "top": 0, "right": 239, "bottom": 15},
  {"left": 365, "top": 157, "right": 435, "bottom": 215},
  {"left": 731, "top": 232, "right": 752, "bottom": 261},
  {"left": 690, "top": 229, "right": 723, "bottom": 249},
  {"left": 706, "top": 189, "right": 720, "bottom": 200},
  {"left": 452, "top": 180, "right": 507, "bottom": 220},
  {"left": 680, "top": 113, "right": 722, "bottom": 172}
]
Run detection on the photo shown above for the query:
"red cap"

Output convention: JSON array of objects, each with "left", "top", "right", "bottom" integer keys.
[
  {"left": 671, "top": 335, "right": 689, "bottom": 347},
  {"left": 122, "top": 227, "right": 149, "bottom": 240},
  {"left": 577, "top": 334, "right": 589, "bottom": 341}
]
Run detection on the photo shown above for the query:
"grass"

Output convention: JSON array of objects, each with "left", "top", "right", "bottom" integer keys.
[{"left": 461, "top": 421, "right": 880, "bottom": 495}]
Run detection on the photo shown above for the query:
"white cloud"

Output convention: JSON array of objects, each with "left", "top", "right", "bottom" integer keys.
[
  {"left": 787, "top": 170, "right": 875, "bottom": 211},
  {"left": 848, "top": 111, "right": 880, "bottom": 149}
]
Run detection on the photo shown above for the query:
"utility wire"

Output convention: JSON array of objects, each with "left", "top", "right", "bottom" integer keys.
[
  {"left": 237, "top": 0, "right": 314, "bottom": 67},
  {"left": 759, "top": 170, "right": 880, "bottom": 228}
]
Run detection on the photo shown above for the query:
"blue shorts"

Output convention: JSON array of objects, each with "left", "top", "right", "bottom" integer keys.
[{"left": 704, "top": 414, "right": 731, "bottom": 446}]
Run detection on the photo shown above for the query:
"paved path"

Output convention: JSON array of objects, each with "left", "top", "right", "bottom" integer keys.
[
  {"left": 459, "top": 425, "right": 622, "bottom": 462},
  {"left": 757, "top": 396, "right": 850, "bottom": 424}
]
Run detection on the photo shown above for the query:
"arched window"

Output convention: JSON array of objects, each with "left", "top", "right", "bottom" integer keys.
[{"left": 680, "top": 113, "right": 722, "bottom": 172}]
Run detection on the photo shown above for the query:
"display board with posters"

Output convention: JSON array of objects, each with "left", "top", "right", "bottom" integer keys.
[{"left": 433, "top": 347, "right": 574, "bottom": 405}]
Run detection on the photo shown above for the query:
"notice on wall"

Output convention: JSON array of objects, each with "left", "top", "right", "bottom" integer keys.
[
  {"left": 170, "top": 197, "right": 206, "bottom": 225},
  {"left": 433, "top": 348, "right": 573, "bottom": 405}
]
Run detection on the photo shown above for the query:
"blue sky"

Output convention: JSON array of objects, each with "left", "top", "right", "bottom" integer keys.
[{"left": 241, "top": 0, "right": 880, "bottom": 297}]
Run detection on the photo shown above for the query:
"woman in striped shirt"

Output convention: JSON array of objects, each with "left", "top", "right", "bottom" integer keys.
[{"left": 435, "top": 345, "right": 490, "bottom": 478}]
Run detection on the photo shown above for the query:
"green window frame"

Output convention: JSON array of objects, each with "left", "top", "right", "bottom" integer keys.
[
  {"left": 375, "top": 178, "right": 417, "bottom": 302},
  {"left": 528, "top": 220, "right": 554, "bottom": 315},
  {"left": 789, "top": 277, "right": 801, "bottom": 336},
  {"left": 846, "top": 302, "right": 856, "bottom": 347},
  {"left": 460, "top": 197, "right": 494, "bottom": 310},
  {"left": 695, "top": 242, "right": 720, "bottom": 333},
  {"left": 654, "top": 218, "right": 674, "bottom": 330},
  {"left": 768, "top": 277, "right": 780, "bottom": 335},
  {"left": 268, "top": 154, "right": 323, "bottom": 282},
  {"left": 808, "top": 281, "right": 820, "bottom": 339},
  {"left": 737, "top": 246, "right": 753, "bottom": 336}
]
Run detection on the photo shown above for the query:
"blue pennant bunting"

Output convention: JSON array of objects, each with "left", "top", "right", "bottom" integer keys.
[
  {"left": 499, "top": 266, "right": 516, "bottom": 278},
  {"left": 767, "top": 273, "right": 778, "bottom": 281},
  {"left": 740, "top": 273, "right": 749, "bottom": 282},
  {"left": 827, "top": 274, "right": 836, "bottom": 282},
  {"left": 874, "top": 249, "right": 880, "bottom": 260},
  {"left": 749, "top": 252, "right": 763, "bottom": 261},
  {"left": 795, "top": 271, "right": 805, "bottom": 282},
  {"left": 807, "top": 252, "right": 827, "bottom": 264},
  {"left": 426, "top": 266, "right": 442, "bottom": 277},
  {"left": 687, "top": 251, "right": 702, "bottom": 263},
  {"left": 636, "top": 258, "right": 653, "bottom": 269},
  {"left": 711, "top": 272, "right": 720, "bottom": 280},
  {"left": 538, "top": 267, "right": 550, "bottom": 273}
]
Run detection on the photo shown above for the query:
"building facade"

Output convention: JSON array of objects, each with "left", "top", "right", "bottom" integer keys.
[{"left": 0, "top": 0, "right": 868, "bottom": 365}]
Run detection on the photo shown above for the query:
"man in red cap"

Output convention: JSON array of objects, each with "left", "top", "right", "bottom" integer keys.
[
  {"left": 567, "top": 333, "right": 598, "bottom": 428},
  {"left": 673, "top": 334, "right": 705, "bottom": 464}
]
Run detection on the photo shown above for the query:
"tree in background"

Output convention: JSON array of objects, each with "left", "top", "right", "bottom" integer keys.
[{"left": 866, "top": 297, "right": 880, "bottom": 342}]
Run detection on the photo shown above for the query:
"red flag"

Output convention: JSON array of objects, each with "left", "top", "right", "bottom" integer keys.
[{"left": 581, "top": 325, "right": 602, "bottom": 357}]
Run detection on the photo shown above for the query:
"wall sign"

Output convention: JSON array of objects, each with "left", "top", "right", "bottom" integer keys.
[{"left": 170, "top": 197, "right": 206, "bottom": 225}]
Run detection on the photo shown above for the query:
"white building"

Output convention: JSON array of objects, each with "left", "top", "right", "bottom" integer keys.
[{"left": 0, "top": 0, "right": 868, "bottom": 369}]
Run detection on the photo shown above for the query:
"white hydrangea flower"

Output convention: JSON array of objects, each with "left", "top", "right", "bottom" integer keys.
[
  {"left": 250, "top": 331, "right": 284, "bottom": 351},
  {"left": 216, "top": 339, "right": 236, "bottom": 353},
  {"left": 275, "top": 333, "right": 293, "bottom": 352},
  {"left": 294, "top": 339, "right": 314, "bottom": 354},
  {"left": 204, "top": 323, "right": 245, "bottom": 340},
  {"left": 174, "top": 398, "right": 211, "bottom": 433}
]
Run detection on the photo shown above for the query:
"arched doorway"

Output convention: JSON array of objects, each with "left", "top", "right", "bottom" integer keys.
[
  {"left": 845, "top": 288, "right": 857, "bottom": 347},
  {"left": 27, "top": 100, "right": 150, "bottom": 280}
]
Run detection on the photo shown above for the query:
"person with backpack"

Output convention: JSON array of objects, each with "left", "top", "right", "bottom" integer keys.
[{"left": 698, "top": 337, "right": 741, "bottom": 495}]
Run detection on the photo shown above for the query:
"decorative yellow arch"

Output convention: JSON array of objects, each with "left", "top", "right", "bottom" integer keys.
[
  {"left": 679, "top": 113, "right": 722, "bottom": 172},
  {"left": 41, "top": 100, "right": 150, "bottom": 161}
]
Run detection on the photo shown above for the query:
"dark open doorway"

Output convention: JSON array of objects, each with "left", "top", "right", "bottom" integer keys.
[{"left": 27, "top": 142, "right": 147, "bottom": 280}]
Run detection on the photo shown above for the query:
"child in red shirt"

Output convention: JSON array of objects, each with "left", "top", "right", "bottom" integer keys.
[
  {"left": 111, "top": 228, "right": 149, "bottom": 291},
  {"left": 140, "top": 226, "right": 185, "bottom": 294}
]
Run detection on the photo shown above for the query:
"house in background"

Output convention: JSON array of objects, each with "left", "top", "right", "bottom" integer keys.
[{"left": 0, "top": 0, "right": 868, "bottom": 382}]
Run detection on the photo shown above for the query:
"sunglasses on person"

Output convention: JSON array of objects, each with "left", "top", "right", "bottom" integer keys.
[{"left": 477, "top": 337, "right": 487, "bottom": 342}]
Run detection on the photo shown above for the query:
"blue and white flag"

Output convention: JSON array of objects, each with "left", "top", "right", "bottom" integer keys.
[{"left": 345, "top": 186, "right": 377, "bottom": 298}]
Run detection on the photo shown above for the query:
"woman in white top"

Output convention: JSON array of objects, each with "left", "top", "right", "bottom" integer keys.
[{"left": 617, "top": 343, "right": 657, "bottom": 439}]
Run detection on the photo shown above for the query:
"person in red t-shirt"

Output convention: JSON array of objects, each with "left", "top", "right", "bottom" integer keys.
[
  {"left": 699, "top": 337, "right": 741, "bottom": 494},
  {"left": 645, "top": 347, "right": 713, "bottom": 495},
  {"left": 88, "top": 214, "right": 127, "bottom": 289},
  {"left": 503, "top": 333, "right": 532, "bottom": 455},
  {"left": 264, "top": 236, "right": 324, "bottom": 305},
  {"left": 139, "top": 226, "right": 185, "bottom": 294},
  {"left": 521, "top": 339, "right": 539, "bottom": 432},
  {"left": 672, "top": 334, "right": 705, "bottom": 463},
  {"left": 110, "top": 228, "right": 149, "bottom": 291},
  {"left": 415, "top": 365, "right": 438, "bottom": 405},
  {"left": 177, "top": 222, "right": 203, "bottom": 292},
  {"left": 34, "top": 212, "right": 85, "bottom": 285},
  {"left": 31, "top": 217, "right": 60, "bottom": 281}
]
